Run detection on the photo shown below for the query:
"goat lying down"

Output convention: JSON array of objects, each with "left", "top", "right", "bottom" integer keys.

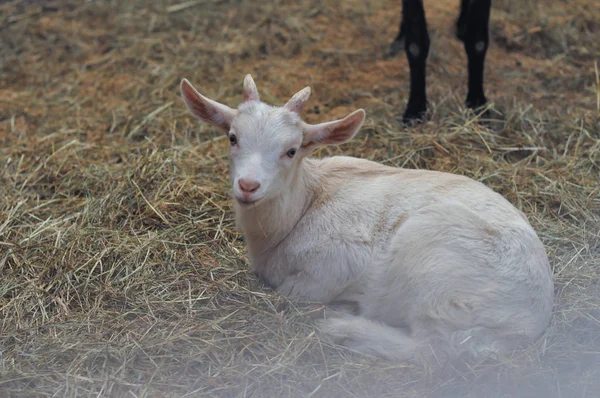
[{"left": 180, "top": 75, "right": 554, "bottom": 362}]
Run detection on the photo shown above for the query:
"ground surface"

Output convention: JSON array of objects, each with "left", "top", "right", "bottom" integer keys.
[{"left": 1, "top": 0, "right": 599, "bottom": 397}]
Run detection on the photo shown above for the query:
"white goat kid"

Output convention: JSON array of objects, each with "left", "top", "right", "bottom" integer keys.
[{"left": 180, "top": 75, "right": 554, "bottom": 362}]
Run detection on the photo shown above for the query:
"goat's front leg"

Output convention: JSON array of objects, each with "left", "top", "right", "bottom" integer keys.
[
  {"left": 277, "top": 271, "right": 341, "bottom": 304},
  {"left": 401, "top": 0, "right": 430, "bottom": 124},
  {"left": 457, "top": 0, "right": 491, "bottom": 110}
]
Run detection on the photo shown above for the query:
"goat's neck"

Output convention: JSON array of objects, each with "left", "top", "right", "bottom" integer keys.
[{"left": 235, "top": 160, "right": 318, "bottom": 261}]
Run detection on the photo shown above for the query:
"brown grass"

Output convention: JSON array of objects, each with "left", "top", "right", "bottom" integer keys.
[{"left": 1, "top": 0, "right": 599, "bottom": 396}]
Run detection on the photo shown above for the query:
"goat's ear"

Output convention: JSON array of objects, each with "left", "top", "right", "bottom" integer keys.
[
  {"left": 180, "top": 78, "right": 237, "bottom": 131},
  {"left": 284, "top": 86, "right": 311, "bottom": 113},
  {"left": 243, "top": 74, "right": 260, "bottom": 102},
  {"left": 301, "top": 109, "right": 366, "bottom": 150}
]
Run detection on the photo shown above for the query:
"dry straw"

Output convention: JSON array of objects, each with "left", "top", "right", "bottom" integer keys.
[{"left": 1, "top": 0, "right": 599, "bottom": 396}]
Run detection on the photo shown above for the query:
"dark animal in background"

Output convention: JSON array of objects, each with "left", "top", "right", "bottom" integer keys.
[{"left": 390, "top": 0, "right": 492, "bottom": 123}]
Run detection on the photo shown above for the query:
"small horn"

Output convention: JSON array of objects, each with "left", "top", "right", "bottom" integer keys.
[
  {"left": 243, "top": 74, "right": 260, "bottom": 102},
  {"left": 284, "top": 86, "right": 311, "bottom": 114}
]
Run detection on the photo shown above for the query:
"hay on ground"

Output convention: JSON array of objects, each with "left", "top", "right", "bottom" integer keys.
[{"left": 1, "top": 0, "right": 599, "bottom": 396}]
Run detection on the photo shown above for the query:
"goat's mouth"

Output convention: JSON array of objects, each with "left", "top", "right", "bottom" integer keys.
[{"left": 234, "top": 195, "right": 264, "bottom": 207}]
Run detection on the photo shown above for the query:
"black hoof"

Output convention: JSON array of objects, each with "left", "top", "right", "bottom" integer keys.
[
  {"left": 402, "top": 102, "right": 428, "bottom": 125},
  {"left": 466, "top": 96, "right": 491, "bottom": 120},
  {"left": 466, "top": 94, "right": 487, "bottom": 110}
]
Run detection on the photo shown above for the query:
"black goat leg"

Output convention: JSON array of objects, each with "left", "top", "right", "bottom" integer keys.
[
  {"left": 457, "top": 0, "right": 491, "bottom": 111},
  {"left": 401, "top": 0, "right": 430, "bottom": 123}
]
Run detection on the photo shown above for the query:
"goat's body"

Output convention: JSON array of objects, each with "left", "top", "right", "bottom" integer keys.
[
  {"left": 180, "top": 75, "right": 553, "bottom": 363},
  {"left": 239, "top": 156, "right": 554, "bottom": 361}
]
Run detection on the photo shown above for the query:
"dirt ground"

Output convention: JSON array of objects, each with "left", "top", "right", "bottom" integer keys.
[{"left": 1, "top": 0, "right": 599, "bottom": 397}]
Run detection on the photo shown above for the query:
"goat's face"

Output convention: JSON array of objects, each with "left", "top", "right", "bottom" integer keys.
[
  {"left": 180, "top": 75, "right": 366, "bottom": 207},
  {"left": 227, "top": 102, "right": 304, "bottom": 205}
]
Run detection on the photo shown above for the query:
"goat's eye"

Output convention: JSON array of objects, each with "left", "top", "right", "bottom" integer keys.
[
  {"left": 286, "top": 149, "right": 297, "bottom": 158},
  {"left": 229, "top": 134, "right": 237, "bottom": 145}
]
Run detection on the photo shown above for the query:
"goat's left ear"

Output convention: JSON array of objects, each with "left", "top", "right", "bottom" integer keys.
[
  {"left": 301, "top": 109, "right": 366, "bottom": 150},
  {"left": 180, "top": 78, "right": 237, "bottom": 131}
]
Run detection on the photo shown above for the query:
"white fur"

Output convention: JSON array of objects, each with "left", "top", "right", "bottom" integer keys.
[{"left": 180, "top": 76, "right": 554, "bottom": 363}]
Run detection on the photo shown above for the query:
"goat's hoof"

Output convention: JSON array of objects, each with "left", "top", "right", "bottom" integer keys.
[
  {"left": 402, "top": 104, "right": 428, "bottom": 125},
  {"left": 466, "top": 97, "right": 490, "bottom": 120},
  {"left": 466, "top": 95, "right": 487, "bottom": 110}
]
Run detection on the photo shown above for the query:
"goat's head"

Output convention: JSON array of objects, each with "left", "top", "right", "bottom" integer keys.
[{"left": 180, "top": 75, "right": 365, "bottom": 206}]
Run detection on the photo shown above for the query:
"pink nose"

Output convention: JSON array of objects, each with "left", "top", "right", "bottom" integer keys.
[{"left": 238, "top": 178, "right": 260, "bottom": 193}]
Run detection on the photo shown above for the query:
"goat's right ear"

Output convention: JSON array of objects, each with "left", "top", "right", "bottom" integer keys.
[
  {"left": 180, "top": 79, "right": 237, "bottom": 131},
  {"left": 301, "top": 109, "right": 366, "bottom": 151}
]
